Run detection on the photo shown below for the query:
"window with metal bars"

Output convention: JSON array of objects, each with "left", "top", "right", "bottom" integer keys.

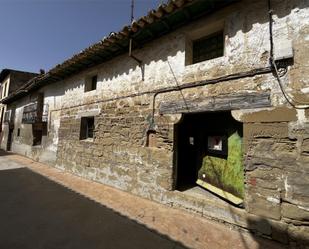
[{"left": 192, "top": 31, "right": 224, "bottom": 64}]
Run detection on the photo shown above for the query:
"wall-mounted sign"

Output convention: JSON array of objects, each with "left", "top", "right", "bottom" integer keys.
[
  {"left": 22, "top": 93, "right": 44, "bottom": 124},
  {"left": 22, "top": 102, "right": 38, "bottom": 124}
]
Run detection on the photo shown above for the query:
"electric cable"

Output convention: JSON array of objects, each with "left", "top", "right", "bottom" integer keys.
[
  {"left": 271, "top": 59, "right": 309, "bottom": 109},
  {"left": 268, "top": 0, "right": 309, "bottom": 109}
]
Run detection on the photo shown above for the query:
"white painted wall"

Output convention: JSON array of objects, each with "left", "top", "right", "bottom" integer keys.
[{"left": 4, "top": 0, "right": 309, "bottom": 162}]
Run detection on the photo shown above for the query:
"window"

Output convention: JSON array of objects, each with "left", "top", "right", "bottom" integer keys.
[
  {"left": 3, "top": 83, "right": 7, "bottom": 98},
  {"left": 22, "top": 93, "right": 44, "bottom": 124},
  {"left": 33, "top": 129, "right": 42, "bottom": 146},
  {"left": 32, "top": 122, "right": 47, "bottom": 146},
  {"left": 146, "top": 130, "right": 157, "bottom": 147},
  {"left": 4, "top": 110, "right": 12, "bottom": 123},
  {"left": 22, "top": 103, "right": 38, "bottom": 123},
  {"left": 85, "top": 75, "right": 97, "bottom": 92},
  {"left": 192, "top": 31, "right": 224, "bottom": 64},
  {"left": 80, "top": 117, "right": 94, "bottom": 140},
  {"left": 17, "top": 128, "right": 20, "bottom": 137}
]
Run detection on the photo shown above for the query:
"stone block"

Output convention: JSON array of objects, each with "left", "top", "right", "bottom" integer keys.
[
  {"left": 302, "top": 138, "right": 309, "bottom": 155},
  {"left": 288, "top": 224, "right": 309, "bottom": 245},
  {"left": 246, "top": 156, "right": 276, "bottom": 171},
  {"left": 246, "top": 168, "right": 283, "bottom": 190},
  {"left": 246, "top": 187, "right": 281, "bottom": 220},
  {"left": 282, "top": 202, "right": 309, "bottom": 221},
  {"left": 246, "top": 214, "right": 272, "bottom": 236},
  {"left": 271, "top": 139, "right": 297, "bottom": 156},
  {"left": 288, "top": 122, "right": 309, "bottom": 139},
  {"left": 244, "top": 123, "right": 289, "bottom": 140},
  {"left": 297, "top": 155, "right": 309, "bottom": 167},
  {"left": 283, "top": 172, "right": 309, "bottom": 208},
  {"left": 156, "top": 174, "right": 173, "bottom": 190},
  {"left": 269, "top": 220, "right": 289, "bottom": 244},
  {"left": 236, "top": 107, "right": 297, "bottom": 123}
]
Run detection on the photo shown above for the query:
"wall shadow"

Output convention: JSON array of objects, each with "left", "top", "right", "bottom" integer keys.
[
  {"left": 0, "top": 167, "right": 189, "bottom": 249},
  {"left": 246, "top": 215, "right": 309, "bottom": 248},
  {"left": 0, "top": 149, "right": 14, "bottom": 157}
]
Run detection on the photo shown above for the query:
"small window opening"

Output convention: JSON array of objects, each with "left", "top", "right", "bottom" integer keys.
[
  {"left": 192, "top": 31, "right": 224, "bottom": 64},
  {"left": 3, "top": 83, "right": 7, "bottom": 98},
  {"left": 85, "top": 75, "right": 97, "bottom": 92},
  {"left": 33, "top": 129, "right": 42, "bottom": 146},
  {"left": 80, "top": 117, "right": 94, "bottom": 140},
  {"left": 32, "top": 123, "right": 47, "bottom": 146},
  {"left": 146, "top": 130, "right": 157, "bottom": 147},
  {"left": 17, "top": 128, "right": 20, "bottom": 137}
]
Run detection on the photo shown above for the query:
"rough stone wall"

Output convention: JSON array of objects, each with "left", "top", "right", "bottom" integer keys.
[
  {"left": 3, "top": 0, "right": 308, "bottom": 246},
  {"left": 56, "top": 97, "right": 176, "bottom": 201},
  {"left": 3, "top": 80, "right": 65, "bottom": 165},
  {"left": 53, "top": 0, "right": 309, "bottom": 245},
  {"left": 227, "top": 107, "right": 307, "bottom": 246}
]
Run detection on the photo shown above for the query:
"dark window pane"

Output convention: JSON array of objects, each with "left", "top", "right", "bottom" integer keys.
[
  {"left": 85, "top": 75, "right": 97, "bottom": 92},
  {"left": 91, "top": 75, "right": 97, "bottom": 90},
  {"left": 80, "top": 117, "right": 94, "bottom": 140},
  {"left": 87, "top": 117, "right": 94, "bottom": 138},
  {"left": 33, "top": 129, "right": 42, "bottom": 146},
  {"left": 192, "top": 31, "right": 224, "bottom": 64}
]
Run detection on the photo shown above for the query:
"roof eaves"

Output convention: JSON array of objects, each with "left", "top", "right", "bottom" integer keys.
[{"left": 3, "top": 0, "right": 237, "bottom": 104}]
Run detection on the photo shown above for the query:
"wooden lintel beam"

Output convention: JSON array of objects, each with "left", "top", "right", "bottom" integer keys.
[{"left": 159, "top": 92, "right": 271, "bottom": 115}]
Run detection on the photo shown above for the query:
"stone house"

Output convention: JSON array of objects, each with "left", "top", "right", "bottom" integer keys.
[
  {"left": 1, "top": 0, "right": 309, "bottom": 246},
  {"left": 0, "top": 69, "right": 37, "bottom": 150}
]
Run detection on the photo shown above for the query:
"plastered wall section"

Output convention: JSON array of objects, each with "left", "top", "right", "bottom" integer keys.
[
  {"left": 0, "top": 75, "right": 10, "bottom": 149},
  {"left": 6, "top": 81, "right": 64, "bottom": 165}
]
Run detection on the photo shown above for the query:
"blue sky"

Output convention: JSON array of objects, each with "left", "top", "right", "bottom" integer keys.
[{"left": 0, "top": 0, "right": 164, "bottom": 73}]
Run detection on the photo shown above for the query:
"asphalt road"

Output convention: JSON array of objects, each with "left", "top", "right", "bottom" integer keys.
[{"left": 0, "top": 155, "right": 187, "bottom": 249}]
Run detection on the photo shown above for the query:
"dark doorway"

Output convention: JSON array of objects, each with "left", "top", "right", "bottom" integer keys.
[
  {"left": 32, "top": 122, "right": 47, "bottom": 146},
  {"left": 175, "top": 111, "right": 244, "bottom": 204},
  {"left": 6, "top": 128, "right": 13, "bottom": 151}
]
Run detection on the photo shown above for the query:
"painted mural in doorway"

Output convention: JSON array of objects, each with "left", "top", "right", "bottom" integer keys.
[{"left": 197, "top": 131, "right": 244, "bottom": 204}]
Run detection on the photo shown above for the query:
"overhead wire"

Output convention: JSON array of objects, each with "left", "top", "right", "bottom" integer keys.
[{"left": 268, "top": 0, "right": 309, "bottom": 109}]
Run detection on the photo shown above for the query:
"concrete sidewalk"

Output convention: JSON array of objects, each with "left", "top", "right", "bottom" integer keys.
[{"left": 0, "top": 151, "right": 286, "bottom": 249}]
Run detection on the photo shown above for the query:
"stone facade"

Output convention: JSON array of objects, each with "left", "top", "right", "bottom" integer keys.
[
  {"left": 2, "top": 0, "right": 309, "bottom": 246},
  {"left": 4, "top": 81, "right": 64, "bottom": 164},
  {"left": 0, "top": 69, "right": 38, "bottom": 150}
]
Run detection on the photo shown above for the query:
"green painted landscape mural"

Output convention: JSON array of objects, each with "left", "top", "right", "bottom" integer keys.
[{"left": 197, "top": 131, "right": 244, "bottom": 199}]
